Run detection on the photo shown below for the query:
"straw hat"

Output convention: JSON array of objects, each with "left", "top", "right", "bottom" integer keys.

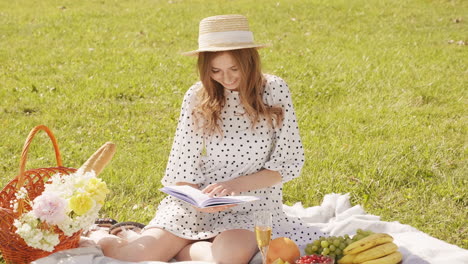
[{"left": 182, "top": 14, "right": 267, "bottom": 56}]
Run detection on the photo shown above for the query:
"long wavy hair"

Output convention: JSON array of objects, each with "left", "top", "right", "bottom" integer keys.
[{"left": 194, "top": 48, "right": 283, "bottom": 135}]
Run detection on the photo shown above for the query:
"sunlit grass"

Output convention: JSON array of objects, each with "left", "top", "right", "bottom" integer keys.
[{"left": 0, "top": 0, "right": 466, "bottom": 262}]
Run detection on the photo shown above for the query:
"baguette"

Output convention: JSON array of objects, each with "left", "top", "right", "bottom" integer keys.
[{"left": 79, "top": 142, "right": 116, "bottom": 176}]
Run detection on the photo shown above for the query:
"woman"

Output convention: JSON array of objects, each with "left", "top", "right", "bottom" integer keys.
[{"left": 90, "top": 14, "right": 325, "bottom": 263}]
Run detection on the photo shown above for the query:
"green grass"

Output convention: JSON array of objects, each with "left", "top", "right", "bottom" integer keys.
[{"left": 0, "top": 0, "right": 467, "bottom": 261}]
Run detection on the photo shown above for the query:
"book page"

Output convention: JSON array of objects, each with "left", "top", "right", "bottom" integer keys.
[
  {"left": 200, "top": 196, "right": 260, "bottom": 207},
  {"left": 160, "top": 185, "right": 260, "bottom": 208},
  {"left": 160, "top": 185, "right": 209, "bottom": 206}
]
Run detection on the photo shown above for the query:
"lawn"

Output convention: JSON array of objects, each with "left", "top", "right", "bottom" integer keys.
[{"left": 0, "top": 0, "right": 466, "bottom": 262}]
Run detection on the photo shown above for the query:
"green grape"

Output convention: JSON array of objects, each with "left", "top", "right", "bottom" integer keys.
[
  {"left": 329, "top": 253, "right": 336, "bottom": 260},
  {"left": 353, "top": 234, "right": 364, "bottom": 241},
  {"left": 321, "top": 240, "right": 329, "bottom": 248},
  {"left": 333, "top": 239, "right": 341, "bottom": 247},
  {"left": 322, "top": 248, "right": 330, "bottom": 255},
  {"left": 306, "top": 232, "right": 375, "bottom": 260},
  {"left": 311, "top": 245, "right": 318, "bottom": 252}
]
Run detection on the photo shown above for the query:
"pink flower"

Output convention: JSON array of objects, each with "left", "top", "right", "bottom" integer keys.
[{"left": 32, "top": 193, "right": 67, "bottom": 225}]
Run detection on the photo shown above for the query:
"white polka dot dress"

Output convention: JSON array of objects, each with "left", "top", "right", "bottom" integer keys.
[{"left": 146, "top": 74, "right": 326, "bottom": 245}]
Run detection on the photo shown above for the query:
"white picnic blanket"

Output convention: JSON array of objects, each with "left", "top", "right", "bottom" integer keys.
[{"left": 32, "top": 193, "right": 468, "bottom": 264}]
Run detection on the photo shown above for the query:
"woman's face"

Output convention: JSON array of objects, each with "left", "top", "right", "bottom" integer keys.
[{"left": 209, "top": 52, "right": 241, "bottom": 91}]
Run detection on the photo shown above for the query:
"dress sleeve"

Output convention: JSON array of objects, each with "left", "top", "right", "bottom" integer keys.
[
  {"left": 161, "top": 83, "right": 205, "bottom": 186},
  {"left": 263, "top": 76, "right": 305, "bottom": 183}
]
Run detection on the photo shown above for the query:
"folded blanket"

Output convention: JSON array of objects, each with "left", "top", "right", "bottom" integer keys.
[
  {"left": 283, "top": 193, "right": 468, "bottom": 264},
  {"left": 32, "top": 193, "right": 468, "bottom": 264}
]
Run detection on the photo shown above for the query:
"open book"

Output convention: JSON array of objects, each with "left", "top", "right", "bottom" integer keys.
[{"left": 160, "top": 185, "right": 260, "bottom": 208}]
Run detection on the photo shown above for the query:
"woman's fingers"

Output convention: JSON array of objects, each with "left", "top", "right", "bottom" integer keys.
[
  {"left": 203, "top": 184, "right": 226, "bottom": 197},
  {"left": 202, "top": 182, "right": 236, "bottom": 197},
  {"left": 211, "top": 185, "right": 226, "bottom": 196},
  {"left": 219, "top": 189, "right": 229, "bottom": 197},
  {"left": 201, "top": 184, "right": 216, "bottom": 194}
]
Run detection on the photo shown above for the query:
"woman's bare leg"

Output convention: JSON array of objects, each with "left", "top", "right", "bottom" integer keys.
[
  {"left": 88, "top": 228, "right": 128, "bottom": 248},
  {"left": 175, "top": 241, "right": 214, "bottom": 262},
  {"left": 213, "top": 229, "right": 258, "bottom": 264},
  {"left": 90, "top": 227, "right": 191, "bottom": 262},
  {"left": 211, "top": 229, "right": 258, "bottom": 264},
  {"left": 175, "top": 229, "right": 257, "bottom": 264}
]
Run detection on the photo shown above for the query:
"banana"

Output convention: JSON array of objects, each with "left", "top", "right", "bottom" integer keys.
[
  {"left": 344, "top": 233, "right": 394, "bottom": 255},
  {"left": 338, "top": 253, "right": 357, "bottom": 264},
  {"left": 360, "top": 251, "right": 402, "bottom": 264},
  {"left": 353, "top": 242, "right": 398, "bottom": 263}
]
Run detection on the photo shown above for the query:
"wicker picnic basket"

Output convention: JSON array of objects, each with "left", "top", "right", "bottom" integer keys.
[{"left": 0, "top": 125, "right": 80, "bottom": 264}]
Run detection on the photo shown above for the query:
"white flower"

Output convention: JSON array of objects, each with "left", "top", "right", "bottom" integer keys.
[
  {"left": 32, "top": 193, "right": 67, "bottom": 225},
  {"left": 13, "top": 169, "right": 109, "bottom": 251},
  {"left": 20, "top": 223, "right": 32, "bottom": 233}
]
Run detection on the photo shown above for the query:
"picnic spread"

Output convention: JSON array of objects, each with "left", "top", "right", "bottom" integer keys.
[
  {"left": 2, "top": 126, "right": 467, "bottom": 264},
  {"left": 31, "top": 192, "right": 468, "bottom": 264}
]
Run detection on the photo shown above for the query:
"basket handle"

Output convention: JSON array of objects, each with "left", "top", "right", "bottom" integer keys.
[{"left": 16, "top": 125, "right": 63, "bottom": 188}]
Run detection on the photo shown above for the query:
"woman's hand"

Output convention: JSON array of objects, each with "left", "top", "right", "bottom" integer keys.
[
  {"left": 194, "top": 204, "right": 237, "bottom": 213},
  {"left": 202, "top": 182, "right": 237, "bottom": 197},
  {"left": 201, "top": 169, "right": 281, "bottom": 196}
]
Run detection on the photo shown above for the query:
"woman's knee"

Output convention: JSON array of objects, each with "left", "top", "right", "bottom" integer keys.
[
  {"left": 107, "top": 227, "right": 191, "bottom": 262},
  {"left": 212, "top": 229, "right": 258, "bottom": 264},
  {"left": 175, "top": 241, "right": 214, "bottom": 261}
]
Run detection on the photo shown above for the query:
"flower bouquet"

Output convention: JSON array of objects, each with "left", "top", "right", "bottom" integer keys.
[
  {"left": 0, "top": 125, "right": 116, "bottom": 264},
  {"left": 12, "top": 169, "right": 109, "bottom": 252}
]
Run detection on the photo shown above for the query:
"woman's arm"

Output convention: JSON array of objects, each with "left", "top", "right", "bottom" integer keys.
[
  {"left": 161, "top": 83, "right": 205, "bottom": 187},
  {"left": 201, "top": 169, "right": 281, "bottom": 197}
]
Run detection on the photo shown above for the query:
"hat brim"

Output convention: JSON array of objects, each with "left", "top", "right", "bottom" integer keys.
[{"left": 182, "top": 43, "right": 269, "bottom": 56}]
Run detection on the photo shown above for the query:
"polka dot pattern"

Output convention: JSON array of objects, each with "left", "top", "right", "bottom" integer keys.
[{"left": 148, "top": 74, "right": 325, "bottom": 244}]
